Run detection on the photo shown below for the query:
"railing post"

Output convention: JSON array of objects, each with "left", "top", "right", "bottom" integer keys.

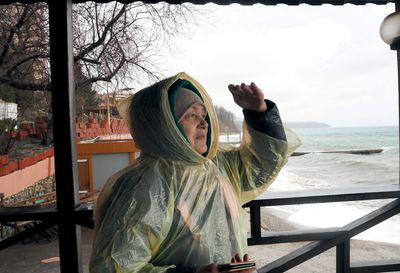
[
  {"left": 249, "top": 206, "right": 261, "bottom": 239},
  {"left": 336, "top": 239, "right": 350, "bottom": 273},
  {"left": 398, "top": 51, "right": 400, "bottom": 185},
  {"left": 397, "top": 2, "right": 400, "bottom": 184}
]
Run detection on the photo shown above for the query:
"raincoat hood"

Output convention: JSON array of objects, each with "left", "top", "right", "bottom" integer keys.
[{"left": 117, "top": 72, "right": 219, "bottom": 164}]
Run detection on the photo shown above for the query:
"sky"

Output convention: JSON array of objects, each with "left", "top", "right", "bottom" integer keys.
[{"left": 143, "top": 3, "right": 398, "bottom": 128}]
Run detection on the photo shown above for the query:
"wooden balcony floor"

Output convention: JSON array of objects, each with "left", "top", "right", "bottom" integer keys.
[{"left": 0, "top": 224, "right": 399, "bottom": 273}]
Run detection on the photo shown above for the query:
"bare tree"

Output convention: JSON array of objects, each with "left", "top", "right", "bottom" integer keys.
[
  {"left": 72, "top": 2, "right": 197, "bottom": 90},
  {"left": 215, "top": 105, "right": 239, "bottom": 132},
  {"left": 0, "top": 3, "right": 49, "bottom": 91},
  {"left": 0, "top": 2, "right": 199, "bottom": 92},
  {"left": 0, "top": 2, "right": 201, "bottom": 144}
]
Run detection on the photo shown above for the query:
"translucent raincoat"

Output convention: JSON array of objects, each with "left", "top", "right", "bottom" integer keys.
[{"left": 90, "top": 72, "right": 300, "bottom": 273}]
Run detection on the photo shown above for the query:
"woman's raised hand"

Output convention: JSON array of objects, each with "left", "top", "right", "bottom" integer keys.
[{"left": 228, "top": 82, "right": 267, "bottom": 112}]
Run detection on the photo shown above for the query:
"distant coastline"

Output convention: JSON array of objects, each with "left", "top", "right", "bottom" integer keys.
[
  {"left": 284, "top": 121, "right": 331, "bottom": 128},
  {"left": 233, "top": 119, "right": 331, "bottom": 130}
]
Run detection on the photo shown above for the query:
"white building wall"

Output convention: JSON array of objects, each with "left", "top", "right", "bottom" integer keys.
[
  {"left": 92, "top": 153, "right": 130, "bottom": 190},
  {"left": 0, "top": 100, "right": 18, "bottom": 120}
]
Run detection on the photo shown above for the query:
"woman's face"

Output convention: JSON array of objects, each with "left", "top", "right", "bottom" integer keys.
[{"left": 179, "top": 103, "right": 208, "bottom": 154}]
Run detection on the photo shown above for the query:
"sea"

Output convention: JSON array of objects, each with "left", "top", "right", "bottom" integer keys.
[{"left": 221, "top": 126, "right": 400, "bottom": 244}]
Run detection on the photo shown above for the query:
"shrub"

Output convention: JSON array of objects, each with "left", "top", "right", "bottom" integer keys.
[{"left": 0, "top": 118, "right": 18, "bottom": 155}]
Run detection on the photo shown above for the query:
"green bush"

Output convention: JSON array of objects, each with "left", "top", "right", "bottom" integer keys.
[{"left": 0, "top": 118, "right": 18, "bottom": 155}]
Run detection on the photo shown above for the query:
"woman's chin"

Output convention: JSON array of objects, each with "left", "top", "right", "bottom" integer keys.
[{"left": 195, "top": 145, "right": 208, "bottom": 154}]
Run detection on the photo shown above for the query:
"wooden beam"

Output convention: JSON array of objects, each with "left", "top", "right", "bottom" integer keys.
[
  {"left": 247, "top": 227, "right": 345, "bottom": 245},
  {"left": 48, "top": 1, "right": 82, "bottom": 272},
  {"left": 350, "top": 259, "right": 400, "bottom": 272},
  {"left": 0, "top": 204, "right": 93, "bottom": 228},
  {"left": 244, "top": 185, "right": 400, "bottom": 207},
  {"left": 77, "top": 141, "right": 138, "bottom": 155},
  {"left": 0, "top": 206, "right": 57, "bottom": 222},
  {"left": 256, "top": 199, "right": 400, "bottom": 273},
  {"left": 0, "top": 0, "right": 396, "bottom": 5}
]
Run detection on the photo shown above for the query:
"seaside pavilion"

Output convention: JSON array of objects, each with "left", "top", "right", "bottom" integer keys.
[{"left": 0, "top": 0, "right": 399, "bottom": 272}]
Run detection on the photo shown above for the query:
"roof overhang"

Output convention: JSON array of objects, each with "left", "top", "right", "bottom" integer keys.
[{"left": 0, "top": 0, "right": 396, "bottom": 5}]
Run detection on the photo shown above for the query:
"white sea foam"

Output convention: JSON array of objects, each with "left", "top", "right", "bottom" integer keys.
[{"left": 262, "top": 205, "right": 400, "bottom": 244}]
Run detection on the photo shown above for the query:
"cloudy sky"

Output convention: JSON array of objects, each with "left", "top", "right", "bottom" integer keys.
[{"left": 150, "top": 3, "right": 398, "bottom": 127}]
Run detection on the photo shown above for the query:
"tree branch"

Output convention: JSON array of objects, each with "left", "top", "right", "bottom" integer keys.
[
  {"left": 0, "top": 6, "right": 30, "bottom": 66},
  {"left": 74, "top": 4, "right": 126, "bottom": 63},
  {"left": 1, "top": 78, "right": 50, "bottom": 91},
  {"left": 77, "top": 42, "right": 126, "bottom": 88},
  {"left": 6, "top": 53, "right": 49, "bottom": 78}
]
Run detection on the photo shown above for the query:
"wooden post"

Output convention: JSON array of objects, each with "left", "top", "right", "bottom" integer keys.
[
  {"left": 249, "top": 206, "right": 261, "bottom": 239},
  {"left": 396, "top": 2, "right": 400, "bottom": 185},
  {"left": 48, "top": 1, "right": 82, "bottom": 272},
  {"left": 336, "top": 240, "right": 350, "bottom": 273}
]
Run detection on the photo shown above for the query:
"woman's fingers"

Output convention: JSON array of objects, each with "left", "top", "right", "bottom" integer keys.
[
  {"left": 250, "top": 82, "right": 263, "bottom": 97},
  {"left": 234, "top": 253, "right": 242, "bottom": 262},
  {"left": 240, "top": 83, "right": 254, "bottom": 95},
  {"left": 228, "top": 84, "right": 244, "bottom": 96},
  {"left": 231, "top": 253, "right": 250, "bottom": 263},
  {"left": 229, "top": 83, "right": 261, "bottom": 98},
  {"left": 229, "top": 82, "right": 266, "bottom": 111}
]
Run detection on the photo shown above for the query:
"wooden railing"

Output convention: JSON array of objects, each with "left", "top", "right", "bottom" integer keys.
[
  {"left": 0, "top": 185, "right": 399, "bottom": 272},
  {"left": 244, "top": 185, "right": 400, "bottom": 273}
]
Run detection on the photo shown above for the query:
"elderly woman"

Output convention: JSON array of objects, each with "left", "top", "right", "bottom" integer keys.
[{"left": 90, "top": 72, "right": 299, "bottom": 273}]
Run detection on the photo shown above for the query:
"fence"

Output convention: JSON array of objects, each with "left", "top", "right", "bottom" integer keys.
[
  {"left": 219, "top": 131, "right": 242, "bottom": 144},
  {"left": 244, "top": 185, "right": 400, "bottom": 272}
]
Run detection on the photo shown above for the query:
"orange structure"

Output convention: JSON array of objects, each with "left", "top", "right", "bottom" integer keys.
[
  {"left": 76, "top": 140, "right": 138, "bottom": 191},
  {"left": 0, "top": 141, "right": 138, "bottom": 197},
  {"left": 0, "top": 155, "right": 55, "bottom": 197}
]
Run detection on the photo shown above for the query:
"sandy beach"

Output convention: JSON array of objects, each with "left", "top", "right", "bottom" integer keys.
[{"left": 1, "top": 210, "right": 399, "bottom": 273}]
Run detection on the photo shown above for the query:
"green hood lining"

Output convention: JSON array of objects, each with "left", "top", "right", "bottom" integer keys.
[{"left": 168, "top": 79, "right": 212, "bottom": 157}]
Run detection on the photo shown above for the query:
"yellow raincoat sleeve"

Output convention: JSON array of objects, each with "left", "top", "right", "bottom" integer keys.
[
  {"left": 217, "top": 121, "right": 299, "bottom": 204},
  {"left": 90, "top": 165, "right": 176, "bottom": 273}
]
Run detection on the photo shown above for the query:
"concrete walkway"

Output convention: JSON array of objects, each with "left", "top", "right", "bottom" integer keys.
[{"left": 0, "top": 227, "right": 93, "bottom": 273}]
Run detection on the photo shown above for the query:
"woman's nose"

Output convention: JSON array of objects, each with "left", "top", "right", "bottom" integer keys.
[{"left": 199, "top": 117, "right": 208, "bottom": 128}]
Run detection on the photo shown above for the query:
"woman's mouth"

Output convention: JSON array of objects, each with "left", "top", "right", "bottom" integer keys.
[{"left": 196, "top": 134, "right": 207, "bottom": 140}]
